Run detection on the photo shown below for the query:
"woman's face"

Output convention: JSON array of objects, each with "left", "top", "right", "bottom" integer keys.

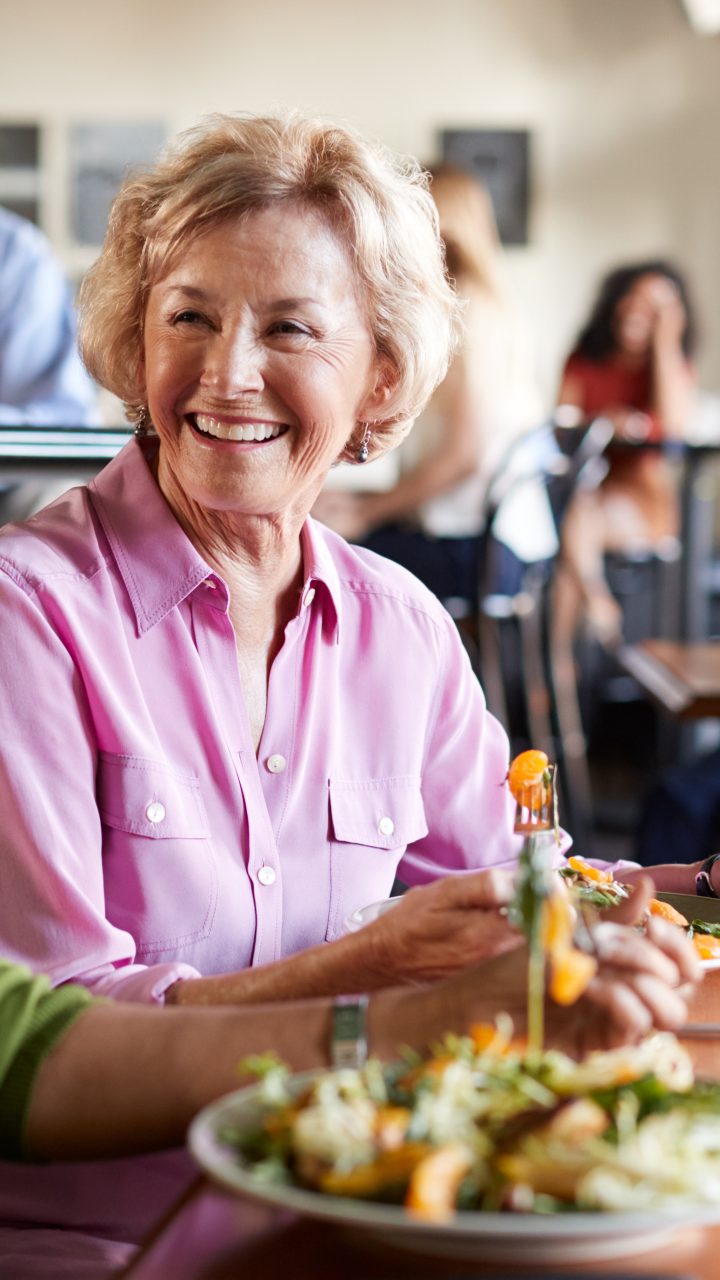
[
  {"left": 612, "top": 273, "right": 678, "bottom": 356},
  {"left": 142, "top": 203, "right": 386, "bottom": 522}
]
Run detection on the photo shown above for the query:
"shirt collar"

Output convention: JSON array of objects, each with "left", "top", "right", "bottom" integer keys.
[
  {"left": 89, "top": 439, "right": 212, "bottom": 635},
  {"left": 90, "top": 439, "right": 342, "bottom": 641},
  {"left": 299, "top": 517, "right": 341, "bottom": 643}
]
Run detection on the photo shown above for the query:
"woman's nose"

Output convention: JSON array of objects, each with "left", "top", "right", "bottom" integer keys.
[{"left": 201, "top": 329, "right": 264, "bottom": 395}]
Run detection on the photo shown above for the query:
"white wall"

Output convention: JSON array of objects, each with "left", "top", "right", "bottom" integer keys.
[{"left": 2, "top": 0, "right": 719, "bottom": 406}]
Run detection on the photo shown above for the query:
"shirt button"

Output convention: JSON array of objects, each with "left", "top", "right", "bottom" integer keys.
[
  {"left": 266, "top": 754, "right": 287, "bottom": 774},
  {"left": 257, "top": 866, "right": 276, "bottom": 886},
  {"left": 145, "top": 801, "right": 166, "bottom": 824},
  {"left": 378, "top": 816, "right": 395, "bottom": 837},
  {"left": 303, "top": 587, "right": 316, "bottom": 607}
]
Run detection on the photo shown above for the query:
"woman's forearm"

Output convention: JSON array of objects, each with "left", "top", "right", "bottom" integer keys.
[
  {"left": 651, "top": 341, "right": 695, "bottom": 437},
  {"left": 164, "top": 927, "right": 388, "bottom": 1007},
  {"left": 23, "top": 998, "right": 333, "bottom": 1160},
  {"left": 24, "top": 951, "right": 526, "bottom": 1163},
  {"left": 165, "top": 871, "right": 524, "bottom": 1007},
  {"left": 23, "top": 979, "right": 472, "bottom": 1161},
  {"left": 622, "top": 861, "right": 702, "bottom": 895},
  {"left": 362, "top": 444, "right": 479, "bottom": 527}
]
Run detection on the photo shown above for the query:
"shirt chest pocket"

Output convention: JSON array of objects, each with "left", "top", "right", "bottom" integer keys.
[
  {"left": 326, "top": 776, "right": 427, "bottom": 941},
  {"left": 97, "top": 753, "right": 217, "bottom": 956}
]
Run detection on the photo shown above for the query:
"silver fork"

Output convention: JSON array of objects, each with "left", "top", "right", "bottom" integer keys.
[{"left": 511, "top": 767, "right": 559, "bottom": 1052}]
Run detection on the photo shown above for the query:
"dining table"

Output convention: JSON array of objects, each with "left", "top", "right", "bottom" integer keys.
[
  {"left": 121, "top": 970, "right": 720, "bottom": 1280},
  {"left": 617, "top": 639, "right": 720, "bottom": 720}
]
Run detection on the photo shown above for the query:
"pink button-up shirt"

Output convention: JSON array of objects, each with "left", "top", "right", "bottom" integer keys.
[{"left": 0, "top": 438, "right": 523, "bottom": 1006}]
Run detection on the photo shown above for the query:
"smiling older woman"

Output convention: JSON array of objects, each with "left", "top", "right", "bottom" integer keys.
[{"left": 0, "top": 112, "right": 526, "bottom": 1018}]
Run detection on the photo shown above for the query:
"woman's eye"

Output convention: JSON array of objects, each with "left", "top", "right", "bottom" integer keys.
[
  {"left": 269, "top": 320, "right": 310, "bottom": 337},
  {"left": 172, "top": 310, "right": 207, "bottom": 326}
]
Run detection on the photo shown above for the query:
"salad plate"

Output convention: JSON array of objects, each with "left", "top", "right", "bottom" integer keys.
[
  {"left": 188, "top": 1068, "right": 720, "bottom": 1265},
  {"left": 656, "top": 892, "right": 720, "bottom": 969},
  {"left": 343, "top": 895, "right": 402, "bottom": 933}
]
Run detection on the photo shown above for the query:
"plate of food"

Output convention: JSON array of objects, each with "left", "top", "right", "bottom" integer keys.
[
  {"left": 189, "top": 1027, "right": 720, "bottom": 1263},
  {"left": 561, "top": 857, "right": 720, "bottom": 969},
  {"left": 191, "top": 750, "right": 720, "bottom": 1265}
]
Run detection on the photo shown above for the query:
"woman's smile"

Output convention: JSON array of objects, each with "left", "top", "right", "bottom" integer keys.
[{"left": 187, "top": 412, "right": 290, "bottom": 445}]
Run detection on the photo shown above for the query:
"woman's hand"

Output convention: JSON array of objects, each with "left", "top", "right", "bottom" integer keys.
[
  {"left": 551, "top": 873, "right": 700, "bottom": 1052},
  {"left": 388, "top": 873, "right": 700, "bottom": 1058},
  {"left": 362, "top": 870, "right": 521, "bottom": 986},
  {"left": 569, "top": 915, "right": 698, "bottom": 1051},
  {"left": 649, "top": 277, "right": 686, "bottom": 350}
]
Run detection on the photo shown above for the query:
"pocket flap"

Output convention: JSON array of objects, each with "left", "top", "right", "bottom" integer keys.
[
  {"left": 97, "top": 753, "right": 208, "bottom": 839},
  {"left": 329, "top": 777, "right": 427, "bottom": 850}
]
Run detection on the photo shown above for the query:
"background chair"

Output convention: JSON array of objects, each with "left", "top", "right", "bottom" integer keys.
[{"left": 472, "top": 415, "right": 614, "bottom": 850}]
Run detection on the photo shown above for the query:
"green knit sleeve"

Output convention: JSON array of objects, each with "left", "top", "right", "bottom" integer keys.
[{"left": 0, "top": 961, "right": 94, "bottom": 1160}]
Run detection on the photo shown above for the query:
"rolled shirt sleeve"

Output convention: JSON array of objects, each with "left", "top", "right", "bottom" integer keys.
[{"left": 398, "top": 608, "right": 524, "bottom": 884}]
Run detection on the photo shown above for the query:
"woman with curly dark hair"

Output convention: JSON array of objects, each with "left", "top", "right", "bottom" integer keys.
[{"left": 556, "top": 259, "right": 697, "bottom": 642}]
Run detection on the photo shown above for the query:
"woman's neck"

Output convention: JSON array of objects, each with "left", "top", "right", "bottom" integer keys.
[{"left": 155, "top": 453, "right": 306, "bottom": 603}]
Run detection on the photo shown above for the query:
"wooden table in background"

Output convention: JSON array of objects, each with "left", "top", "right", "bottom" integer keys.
[
  {"left": 618, "top": 639, "right": 720, "bottom": 719},
  {"left": 123, "top": 973, "right": 720, "bottom": 1280}
]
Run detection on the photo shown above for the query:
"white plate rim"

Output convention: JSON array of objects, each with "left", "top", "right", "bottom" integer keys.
[
  {"left": 343, "top": 895, "right": 402, "bottom": 933},
  {"left": 188, "top": 1072, "right": 720, "bottom": 1262}
]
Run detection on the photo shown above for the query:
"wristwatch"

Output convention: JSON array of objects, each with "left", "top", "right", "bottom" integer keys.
[
  {"left": 331, "top": 994, "right": 369, "bottom": 1069},
  {"left": 695, "top": 852, "right": 720, "bottom": 898}
]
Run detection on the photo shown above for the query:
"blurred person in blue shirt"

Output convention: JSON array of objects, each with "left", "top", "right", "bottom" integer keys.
[
  {"left": 0, "top": 207, "right": 99, "bottom": 519},
  {"left": 0, "top": 207, "right": 98, "bottom": 426}
]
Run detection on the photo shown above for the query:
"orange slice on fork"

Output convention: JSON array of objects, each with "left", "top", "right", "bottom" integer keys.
[{"left": 507, "top": 749, "right": 552, "bottom": 812}]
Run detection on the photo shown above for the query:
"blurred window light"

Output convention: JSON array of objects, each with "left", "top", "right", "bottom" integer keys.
[{"left": 681, "top": 0, "right": 720, "bottom": 33}]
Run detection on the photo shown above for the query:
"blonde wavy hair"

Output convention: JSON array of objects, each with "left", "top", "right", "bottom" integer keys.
[{"left": 79, "top": 112, "right": 460, "bottom": 462}]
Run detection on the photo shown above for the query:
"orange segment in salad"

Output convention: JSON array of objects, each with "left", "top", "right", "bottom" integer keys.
[
  {"left": 647, "top": 898, "right": 689, "bottom": 928},
  {"left": 470, "top": 1023, "right": 500, "bottom": 1054},
  {"left": 470, "top": 1022, "right": 527, "bottom": 1057},
  {"left": 567, "top": 855, "right": 613, "bottom": 885},
  {"left": 405, "top": 1141, "right": 475, "bottom": 1222},
  {"left": 693, "top": 933, "right": 720, "bottom": 961}
]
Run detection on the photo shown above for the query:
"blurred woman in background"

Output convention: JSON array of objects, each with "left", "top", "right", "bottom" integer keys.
[
  {"left": 314, "top": 164, "right": 542, "bottom": 605},
  {"left": 556, "top": 259, "right": 697, "bottom": 642}
]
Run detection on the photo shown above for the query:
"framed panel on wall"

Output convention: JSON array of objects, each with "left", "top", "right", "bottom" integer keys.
[
  {"left": 69, "top": 121, "right": 166, "bottom": 246},
  {"left": 440, "top": 128, "right": 530, "bottom": 245},
  {"left": 0, "top": 123, "right": 41, "bottom": 225}
]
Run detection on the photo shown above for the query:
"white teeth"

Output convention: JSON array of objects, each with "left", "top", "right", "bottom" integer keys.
[{"left": 194, "top": 415, "right": 283, "bottom": 442}]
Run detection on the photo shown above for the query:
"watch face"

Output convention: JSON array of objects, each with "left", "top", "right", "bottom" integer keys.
[{"left": 697, "top": 854, "right": 720, "bottom": 899}]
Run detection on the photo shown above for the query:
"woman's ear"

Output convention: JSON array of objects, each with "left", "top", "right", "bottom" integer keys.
[{"left": 360, "top": 357, "right": 399, "bottom": 422}]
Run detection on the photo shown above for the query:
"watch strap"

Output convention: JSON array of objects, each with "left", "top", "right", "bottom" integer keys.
[
  {"left": 695, "top": 852, "right": 720, "bottom": 898},
  {"left": 331, "top": 994, "right": 369, "bottom": 1069}
]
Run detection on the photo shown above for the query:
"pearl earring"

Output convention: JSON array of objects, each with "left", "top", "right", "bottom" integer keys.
[{"left": 356, "top": 423, "right": 372, "bottom": 464}]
